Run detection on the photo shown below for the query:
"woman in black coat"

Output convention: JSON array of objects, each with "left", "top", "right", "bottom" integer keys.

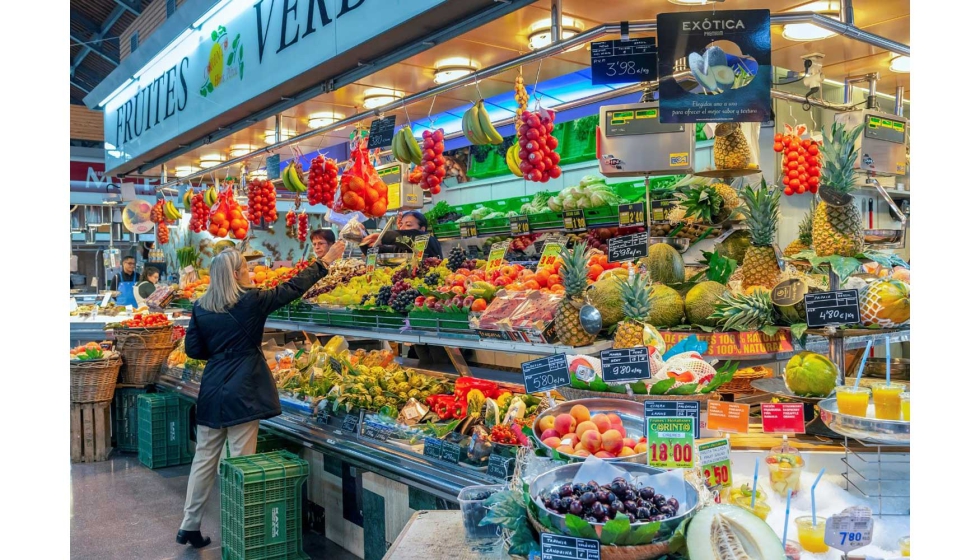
[{"left": 177, "top": 243, "right": 345, "bottom": 548}]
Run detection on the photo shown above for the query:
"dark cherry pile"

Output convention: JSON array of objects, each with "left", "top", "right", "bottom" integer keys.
[{"left": 540, "top": 477, "right": 680, "bottom": 524}]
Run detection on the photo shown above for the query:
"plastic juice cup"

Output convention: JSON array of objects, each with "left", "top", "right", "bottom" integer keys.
[
  {"left": 795, "top": 516, "right": 830, "bottom": 553},
  {"left": 871, "top": 382, "right": 907, "bottom": 420},
  {"left": 836, "top": 386, "right": 871, "bottom": 417},
  {"left": 899, "top": 535, "right": 910, "bottom": 556},
  {"left": 900, "top": 392, "right": 910, "bottom": 421},
  {"left": 783, "top": 540, "right": 802, "bottom": 560},
  {"left": 734, "top": 495, "right": 771, "bottom": 521}
]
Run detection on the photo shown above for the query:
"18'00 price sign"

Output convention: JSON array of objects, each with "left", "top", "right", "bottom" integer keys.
[{"left": 647, "top": 416, "right": 695, "bottom": 469}]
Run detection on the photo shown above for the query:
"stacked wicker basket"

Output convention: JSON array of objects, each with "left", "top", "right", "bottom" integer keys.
[{"left": 114, "top": 324, "right": 175, "bottom": 385}]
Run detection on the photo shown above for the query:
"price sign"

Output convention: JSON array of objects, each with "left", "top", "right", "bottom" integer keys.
[
  {"left": 590, "top": 37, "right": 657, "bottom": 86},
  {"left": 367, "top": 115, "right": 397, "bottom": 149},
  {"left": 648, "top": 199, "right": 671, "bottom": 222},
  {"left": 607, "top": 231, "right": 649, "bottom": 263},
  {"left": 536, "top": 243, "right": 564, "bottom": 272},
  {"left": 599, "top": 348, "right": 651, "bottom": 383},
  {"left": 365, "top": 247, "right": 379, "bottom": 273},
  {"left": 341, "top": 414, "right": 360, "bottom": 434},
  {"left": 540, "top": 534, "right": 600, "bottom": 560},
  {"left": 266, "top": 154, "right": 281, "bottom": 180},
  {"left": 361, "top": 421, "right": 391, "bottom": 443},
  {"left": 824, "top": 508, "right": 874, "bottom": 552},
  {"left": 647, "top": 417, "right": 695, "bottom": 469},
  {"left": 510, "top": 215, "right": 530, "bottom": 236},
  {"left": 422, "top": 437, "right": 443, "bottom": 460},
  {"left": 563, "top": 209, "right": 586, "bottom": 231},
  {"left": 488, "top": 452, "right": 514, "bottom": 480},
  {"left": 521, "top": 355, "right": 571, "bottom": 394},
  {"left": 707, "top": 401, "right": 750, "bottom": 434},
  {"left": 645, "top": 400, "right": 700, "bottom": 439},
  {"left": 315, "top": 409, "right": 330, "bottom": 425},
  {"left": 760, "top": 403, "right": 805, "bottom": 433},
  {"left": 440, "top": 440, "right": 462, "bottom": 464},
  {"left": 618, "top": 202, "right": 645, "bottom": 227},
  {"left": 698, "top": 439, "right": 732, "bottom": 488},
  {"left": 460, "top": 222, "right": 477, "bottom": 238},
  {"left": 485, "top": 241, "right": 510, "bottom": 273},
  {"left": 411, "top": 234, "right": 430, "bottom": 275},
  {"left": 804, "top": 289, "right": 860, "bottom": 328},
  {"left": 101, "top": 292, "right": 113, "bottom": 307}
]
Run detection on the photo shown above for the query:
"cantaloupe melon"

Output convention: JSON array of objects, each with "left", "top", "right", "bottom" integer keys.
[{"left": 643, "top": 243, "right": 685, "bottom": 284}]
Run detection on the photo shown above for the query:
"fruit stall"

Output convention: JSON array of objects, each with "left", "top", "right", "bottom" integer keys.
[{"left": 75, "top": 1, "right": 911, "bottom": 559}]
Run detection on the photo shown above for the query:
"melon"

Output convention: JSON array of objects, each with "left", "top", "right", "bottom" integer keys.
[
  {"left": 860, "top": 278, "right": 910, "bottom": 328},
  {"left": 785, "top": 351, "right": 838, "bottom": 398},
  {"left": 647, "top": 284, "right": 685, "bottom": 328},
  {"left": 687, "top": 505, "right": 786, "bottom": 560},
  {"left": 643, "top": 243, "right": 685, "bottom": 284},
  {"left": 685, "top": 281, "right": 729, "bottom": 326},
  {"left": 715, "top": 230, "right": 751, "bottom": 264},
  {"left": 587, "top": 276, "right": 625, "bottom": 328}
]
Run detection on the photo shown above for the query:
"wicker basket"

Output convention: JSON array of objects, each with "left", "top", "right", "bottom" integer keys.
[
  {"left": 528, "top": 511, "right": 671, "bottom": 559},
  {"left": 70, "top": 355, "right": 123, "bottom": 403},
  {"left": 116, "top": 326, "right": 175, "bottom": 385},
  {"left": 718, "top": 365, "right": 772, "bottom": 393},
  {"left": 556, "top": 386, "right": 721, "bottom": 404}
]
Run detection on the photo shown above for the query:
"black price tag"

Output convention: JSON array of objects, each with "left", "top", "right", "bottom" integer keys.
[
  {"left": 648, "top": 199, "right": 671, "bottom": 222},
  {"left": 460, "top": 222, "right": 477, "bottom": 238},
  {"left": 367, "top": 115, "right": 397, "bottom": 149},
  {"left": 600, "top": 348, "right": 651, "bottom": 382},
  {"left": 341, "top": 414, "right": 360, "bottom": 434},
  {"left": 521, "top": 355, "right": 570, "bottom": 394},
  {"left": 266, "top": 154, "right": 281, "bottom": 180},
  {"left": 510, "top": 215, "right": 530, "bottom": 236},
  {"left": 440, "top": 440, "right": 462, "bottom": 464},
  {"left": 488, "top": 453, "right": 513, "bottom": 480},
  {"left": 645, "top": 400, "right": 701, "bottom": 439},
  {"left": 541, "top": 533, "right": 601, "bottom": 560},
  {"left": 361, "top": 421, "right": 391, "bottom": 443},
  {"left": 804, "top": 289, "right": 861, "bottom": 328},
  {"left": 315, "top": 409, "right": 329, "bottom": 425},
  {"left": 607, "top": 232, "right": 649, "bottom": 263},
  {"left": 590, "top": 37, "right": 657, "bottom": 86},
  {"left": 422, "top": 437, "right": 443, "bottom": 460},
  {"left": 618, "top": 202, "right": 644, "bottom": 227},
  {"left": 563, "top": 209, "right": 586, "bottom": 232}
]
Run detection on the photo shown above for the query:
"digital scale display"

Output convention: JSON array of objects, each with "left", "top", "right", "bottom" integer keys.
[
  {"left": 864, "top": 115, "right": 906, "bottom": 145},
  {"left": 377, "top": 164, "right": 402, "bottom": 185},
  {"left": 605, "top": 108, "right": 685, "bottom": 137}
]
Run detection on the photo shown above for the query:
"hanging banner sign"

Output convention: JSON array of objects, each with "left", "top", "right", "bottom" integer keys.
[{"left": 656, "top": 10, "right": 772, "bottom": 123}]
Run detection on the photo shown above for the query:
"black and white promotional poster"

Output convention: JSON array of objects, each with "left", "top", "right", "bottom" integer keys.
[{"left": 657, "top": 10, "right": 772, "bottom": 123}]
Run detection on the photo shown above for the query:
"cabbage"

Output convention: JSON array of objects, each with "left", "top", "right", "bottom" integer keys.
[
  {"left": 505, "top": 211, "right": 519, "bottom": 218},
  {"left": 580, "top": 175, "right": 605, "bottom": 186},
  {"left": 531, "top": 192, "right": 551, "bottom": 210},
  {"left": 483, "top": 211, "right": 506, "bottom": 220},
  {"left": 519, "top": 204, "right": 533, "bottom": 215},
  {"left": 547, "top": 197, "right": 562, "bottom": 213},
  {"left": 457, "top": 216, "right": 475, "bottom": 223},
  {"left": 563, "top": 197, "right": 579, "bottom": 210},
  {"left": 576, "top": 196, "right": 592, "bottom": 209},
  {"left": 471, "top": 206, "right": 494, "bottom": 220}
]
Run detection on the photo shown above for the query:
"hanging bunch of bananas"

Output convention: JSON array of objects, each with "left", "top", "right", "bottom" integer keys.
[
  {"left": 514, "top": 71, "right": 529, "bottom": 128},
  {"left": 182, "top": 188, "right": 194, "bottom": 211},
  {"left": 392, "top": 126, "right": 422, "bottom": 165},
  {"left": 505, "top": 143, "right": 523, "bottom": 177},
  {"left": 282, "top": 161, "right": 308, "bottom": 193},
  {"left": 202, "top": 185, "right": 218, "bottom": 207},
  {"left": 162, "top": 199, "right": 183, "bottom": 221},
  {"left": 462, "top": 100, "right": 503, "bottom": 146}
]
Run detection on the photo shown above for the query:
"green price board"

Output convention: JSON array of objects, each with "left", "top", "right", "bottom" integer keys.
[
  {"left": 698, "top": 439, "right": 732, "bottom": 488},
  {"left": 647, "top": 417, "right": 695, "bottom": 469}
]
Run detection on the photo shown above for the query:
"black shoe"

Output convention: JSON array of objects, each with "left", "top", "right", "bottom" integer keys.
[{"left": 176, "top": 530, "right": 212, "bottom": 549}]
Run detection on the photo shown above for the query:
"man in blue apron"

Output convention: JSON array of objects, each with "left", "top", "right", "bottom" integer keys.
[{"left": 109, "top": 256, "right": 139, "bottom": 307}]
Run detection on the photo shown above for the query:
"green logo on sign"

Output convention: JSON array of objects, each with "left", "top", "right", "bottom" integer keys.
[{"left": 201, "top": 26, "right": 244, "bottom": 97}]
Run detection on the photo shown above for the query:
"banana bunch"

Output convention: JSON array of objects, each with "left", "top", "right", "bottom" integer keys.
[
  {"left": 505, "top": 143, "right": 523, "bottom": 177},
  {"left": 392, "top": 126, "right": 422, "bottom": 165},
  {"left": 462, "top": 100, "right": 503, "bottom": 146},
  {"left": 282, "top": 162, "right": 308, "bottom": 193},
  {"left": 163, "top": 200, "right": 182, "bottom": 221},
  {"left": 182, "top": 189, "right": 194, "bottom": 212},
  {"left": 203, "top": 186, "right": 218, "bottom": 207}
]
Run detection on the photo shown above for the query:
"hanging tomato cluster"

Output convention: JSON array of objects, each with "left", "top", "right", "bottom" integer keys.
[
  {"left": 247, "top": 179, "right": 278, "bottom": 226},
  {"left": 297, "top": 212, "right": 309, "bottom": 243},
  {"left": 209, "top": 189, "right": 249, "bottom": 240},
  {"left": 517, "top": 108, "right": 561, "bottom": 182},
  {"left": 774, "top": 126, "right": 822, "bottom": 196},
  {"left": 151, "top": 199, "right": 171, "bottom": 244},
  {"left": 419, "top": 128, "right": 446, "bottom": 195},
  {"left": 306, "top": 155, "right": 339, "bottom": 206},
  {"left": 189, "top": 192, "right": 210, "bottom": 233}
]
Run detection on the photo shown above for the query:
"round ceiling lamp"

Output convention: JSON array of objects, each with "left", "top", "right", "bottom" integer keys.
[
  {"left": 434, "top": 65, "right": 478, "bottom": 85},
  {"left": 363, "top": 89, "right": 403, "bottom": 110},
  {"left": 308, "top": 112, "right": 346, "bottom": 129},
  {"left": 782, "top": 2, "right": 840, "bottom": 42},
  {"left": 229, "top": 145, "right": 253, "bottom": 158},
  {"left": 527, "top": 17, "right": 584, "bottom": 51},
  {"left": 199, "top": 154, "right": 224, "bottom": 168},
  {"left": 889, "top": 55, "right": 910, "bottom": 73},
  {"left": 264, "top": 130, "right": 294, "bottom": 144}
]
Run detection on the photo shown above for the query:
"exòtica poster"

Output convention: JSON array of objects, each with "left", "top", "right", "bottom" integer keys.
[{"left": 657, "top": 10, "right": 771, "bottom": 123}]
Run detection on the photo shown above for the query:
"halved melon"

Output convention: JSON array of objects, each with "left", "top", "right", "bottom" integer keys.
[{"left": 687, "top": 505, "right": 786, "bottom": 560}]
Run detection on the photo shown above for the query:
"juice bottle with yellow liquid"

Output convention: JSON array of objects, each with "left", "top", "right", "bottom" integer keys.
[
  {"left": 795, "top": 516, "right": 830, "bottom": 553},
  {"left": 871, "top": 382, "right": 907, "bottom": 420},
  {"left": 900, "top": 392, "right": 910, "bottom": 421},
  {"left": 836, "top": 386, "right": 871, "bottom": 417}
]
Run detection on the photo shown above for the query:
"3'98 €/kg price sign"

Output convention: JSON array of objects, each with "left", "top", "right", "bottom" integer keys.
[{"left": 521, "top": 355, "right": 570, "bottom": 394}]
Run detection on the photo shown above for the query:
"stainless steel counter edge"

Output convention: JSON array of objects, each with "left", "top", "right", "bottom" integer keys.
[{"left": 156, "top": 376, "right": 496, "bottom": 502}]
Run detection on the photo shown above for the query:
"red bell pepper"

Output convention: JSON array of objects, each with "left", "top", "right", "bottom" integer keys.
[
  {"left": 453, "top": 377, "right": 499, "bottom": 400},
  {"left": 432, "top": 395, "right": 457, "bottom": 420}
]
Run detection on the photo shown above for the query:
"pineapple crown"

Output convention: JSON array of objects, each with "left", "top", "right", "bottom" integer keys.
[
  {"left": 707, "top": 289, "right": 776, "bottom": 331},
  {"left": 679, "top": 184, "right": 725, "bottom": 224},
  {"left": 738, "top": 180, "right": 780, "bottom": 247},
  {"left": 617, "top": 273, "right": 652, "bottom": 321},
  {"left": 819, "top": 122, "right": 865, "bottom": 196},
  {"left": 558, "top": 242, "right": 589, "bottom": 298},
  {"left": 798, "top": 201, "right": 815, "bottom": 245}
]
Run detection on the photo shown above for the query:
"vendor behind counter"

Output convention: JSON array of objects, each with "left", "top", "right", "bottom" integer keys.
[{"left": 359, "top": 210, "right": 442, "bottom": 260}]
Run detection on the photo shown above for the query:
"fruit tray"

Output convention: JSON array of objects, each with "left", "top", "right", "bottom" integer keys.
[
  {"left": 531, "top": 398, "right": 648, "bottom": 464},
  {"left": 818, "top": 398, "right": 910, "bottom": 445}
]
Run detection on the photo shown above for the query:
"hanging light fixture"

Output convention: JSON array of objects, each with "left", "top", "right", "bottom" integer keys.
[
  {"left": 229, "top": 145, "right": 253, "bottom": 158},
  {"left": 783, "top": 1, "right": 840, "bottom": 42},
  {"left": 174, "top": 165, "right": 200, "bottom": 177},
  {"left": 363, "top": 89, "right": 403, "bottom": 109},
  {"left": 889, "top": 55, "right": 910, "bottom": 73},
  {"left": 308, "top": 112, "right": 346, "bottom": 129},
  {"left": 527, "top": 17, "right": 584, "bottom": 51},
  {"left": 264, "top": 130, "right": 294, "bottom": 144},
  {"left": 434, "top": 59, "right": 479, "bottom": 84},
  {"left": 667, "top": 0, "right": 717, "bottom": 5},
  {"left": 199, "top": 154, "right": 225, "bottom": 168}
]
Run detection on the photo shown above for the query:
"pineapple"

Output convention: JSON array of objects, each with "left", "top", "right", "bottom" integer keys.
[
  {"left": 613, "top": 274, "right": 652, "bottom": 348},
  {"left": 707, "top": 290, "right": 776, "bottom": 331},
  {"left": 710, "top": 182, "right": 741, "bottom": 220},
  {"left": 813, "top": 122, "right": 865, "bottom": 257},
  {"left": 784, "top": 203, "right": 815, "bottom": 257},
  {"left": 714, "top": 123, "right": 751, "bottom": 169},
  {"left": 555, "top": 243, "right": 596, "bottom": 347},
  {"left": 679, "top": 184, "right": 727, "bottom": 224},
  {"left": 739, "top": 181, "right": 781, "bottom": 289}
]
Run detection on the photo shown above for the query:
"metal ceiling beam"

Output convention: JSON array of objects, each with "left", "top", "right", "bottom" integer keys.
[
  {"left": 71, "top": 79, "right": 93, "bottom": 94},
  {"left": 114, "top": 0, "right": 143, "bottom": 16},
  {"left": 71, "top": 6, "right": 126, "bottom": 75}
]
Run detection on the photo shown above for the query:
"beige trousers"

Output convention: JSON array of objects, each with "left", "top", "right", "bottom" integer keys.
[{"left": 180, "top": 420, "right": 260, "bottom": 531}]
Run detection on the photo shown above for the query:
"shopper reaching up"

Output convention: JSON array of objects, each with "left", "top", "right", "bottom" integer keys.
[{"left": 177, "top": 243, "right": 345, "bottom": 549}]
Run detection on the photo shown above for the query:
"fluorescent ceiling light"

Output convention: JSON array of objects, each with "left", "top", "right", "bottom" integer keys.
[
  {"left": 308, "top": 112, "right": 346, "bottom": 129},
  {"left": 199, "top": 154, "right": 225, "bottom": 168},
  {"left": 174, "top": 166, "right": 199, "bottom": 178},
  {"left": 783, "top": 1, "right": 840, "bottom": 42},
  {"left": 264, "top": 130, "right": 294, "bottom": 144},
  {"left": 229, "top": 145, "right": 253, "bottom": 158},
  {"left": 434, "top": 58, "right": 479, "bottom": 84},
  {"left": 363, "top": 90, "right": 403, "bottom": 109},
  {"left": 889, "top": 55, "right": 910, "bottom": 73},
  {"left": 527, "top": 17, "right": 584, "bottom": 51}
]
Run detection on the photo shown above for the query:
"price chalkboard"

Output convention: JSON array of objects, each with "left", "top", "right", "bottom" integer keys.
[
  {"left": 600, "top": 348, "right": 651, "bottom": 382},
  {"left": 590, "top": 37, "right": 658, "bottom": 86},
  {"left": 510, "top": 215, "right": 530, "bottom": 236},
  {"left": 804, "top": 289, "right": 860, "bottom": 327},
  {"left": 460, "top": 222, "right": 477, "bottom": 238},
  {"left": 315, "top": 409, "right": 329, "bottom": 425},
  {"left": 541, "top": 533, "right": 601, "bottom": 560},
  {"left": 488, "top": 452, "right": 513, "bottom": 480},
  {"left": 367, "top": 115, "right": 397, "bottom": 149},
  {"left": 563, "top": 209, "right": 586, "bottom": 231},
  {"left": 422, "top": 437, "right": 443, "bottom": 460},
  {"left": 521, "top": 355, "right": 570, "bottom": 394},
  {"left": 440, "top": 440, "right": 462, "bottom": 464},
  {"left": 361, "top": 422, "right": 391, "bottom": 443},
  {"left": 645, "top": 400, "right": 701, "bottom": 439},
  {"left": 341, "top": 414, "right": 360, "bottom": 434},
  {"left": 618, "top": 202, "right": 645, "bottom": 227},
  {"left": 266, "top": 154, "right": 281, "bottom": 180},
  {"left": 607, "top": 231, "right": 649, "bottom": 263}
]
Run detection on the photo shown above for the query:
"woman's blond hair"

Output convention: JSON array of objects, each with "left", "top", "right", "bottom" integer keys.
[{"left": 197, "top": 249, "right": 246, "bottom": 313}]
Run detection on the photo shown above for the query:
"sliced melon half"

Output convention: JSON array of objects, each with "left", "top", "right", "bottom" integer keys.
[{"left": 687, "top": 505, "right": 786, "bottom": 560}]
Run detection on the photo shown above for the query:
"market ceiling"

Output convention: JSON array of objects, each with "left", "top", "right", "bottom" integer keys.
[
  {"left": 70, "top": 0, "right": 153, "bottom": 105},
  {"left": 98, "top": 0, "right": 909, "bottom": 179}
]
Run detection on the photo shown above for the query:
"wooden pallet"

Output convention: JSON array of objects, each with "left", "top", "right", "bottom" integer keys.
[{"left": 71, "top": 401, "right": 112, "bottom": 463}]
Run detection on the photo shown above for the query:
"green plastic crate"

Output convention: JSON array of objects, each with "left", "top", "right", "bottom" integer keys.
[
  {"left": 220, "top": 451, "right": 309, "bottom": 560},
  {"left": 112, "top": 387, "right": 151, "bottom": 453},
  {"left": 407, "top": 310, "right": 471, "bottom": 333},
  {"left": 254, "top": 432, "right": 303, "bottom": 455},
  {"left": 432, "top": 222, "right": 460, "bottom": 239},
  {"left": 352, "top": 309, "right": 406, "bottom": 329},
  {"left": 557, "top": 118, "right": 598, "bottom": 165},
  {"left": 137, "top": 393, "right": 194, "bottom": 469}
]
